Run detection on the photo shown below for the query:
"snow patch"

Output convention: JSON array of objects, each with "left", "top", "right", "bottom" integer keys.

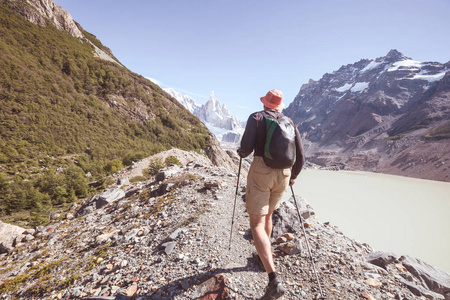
[
  {"left": 351, "top": 82, "right": 369, "bottom": 93},
  {"left": 361, "top": 61, "right": 382, "bottom": 73},
  {"left": 412, "top": 70, "right": 447, "bottom": 82},
  {"left": 335, "top": 82, "right": 369, "bottom": 93},
  {"left": 388, "top": 60, "right": 422, "bottom": 72},
  {"left": 336, "top": 83, "right": 352, "bottom": 93}
]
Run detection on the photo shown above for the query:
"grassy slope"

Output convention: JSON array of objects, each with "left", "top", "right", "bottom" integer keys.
[{"left": 0, "top": 0, "right": 210, "bottom": 224}]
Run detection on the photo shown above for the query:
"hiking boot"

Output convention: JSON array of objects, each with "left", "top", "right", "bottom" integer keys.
[{"left": 260, "top": 278, "right": 285, "bottom": 300}]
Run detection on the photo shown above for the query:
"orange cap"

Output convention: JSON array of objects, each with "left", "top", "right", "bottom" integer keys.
[{"left": 260, "top": 89, "right": 284, "bottom": 110}]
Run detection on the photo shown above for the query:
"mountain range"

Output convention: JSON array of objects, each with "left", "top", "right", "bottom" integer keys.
[
  {"left": 164, "top": 89, "right": 244, "bottom": 146},
  {"left": 284, "top": 50, "right": 450, "bottom": 182}
]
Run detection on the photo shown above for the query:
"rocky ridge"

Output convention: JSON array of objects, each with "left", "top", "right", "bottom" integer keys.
[
  {"left": 284, "top": 50, "right": 450, "bottom": 182},
  {"left": 1, "top": 149, "right": 449, "bottom": 300}
]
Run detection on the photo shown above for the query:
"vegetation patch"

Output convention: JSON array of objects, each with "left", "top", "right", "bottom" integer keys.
[
  {"left": 425, "top": 122, "right": 450, "bottom": 140},
  {"left": 130, "top": 175, "right": 147, "bottom": 183},
  {"left": 0, "top": 1, "right": 210, "bottom": 224},
  {"left": 0, "top": 260, "right": 62, "bottom": 295}
]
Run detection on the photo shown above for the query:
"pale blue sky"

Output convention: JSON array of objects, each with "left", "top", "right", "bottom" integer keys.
[{"left": 55, "top": 0, "right": 450, "bottom": 121}]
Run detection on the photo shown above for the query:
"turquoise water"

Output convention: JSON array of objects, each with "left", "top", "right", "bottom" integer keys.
[{"left": 293, "top": 169, "right": 450, "bottom": 273}]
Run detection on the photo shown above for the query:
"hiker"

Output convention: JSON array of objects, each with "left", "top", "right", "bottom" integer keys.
[{"left": 237, "top": 89, "right": 304, "bottom": 299}]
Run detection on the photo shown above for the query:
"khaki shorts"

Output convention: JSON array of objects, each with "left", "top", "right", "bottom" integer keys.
[{"left": 245, "top": 156, "right": 291, "bottom": 215}]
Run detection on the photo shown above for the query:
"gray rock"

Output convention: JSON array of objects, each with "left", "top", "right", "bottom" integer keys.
[
  {"left": 169, "top": 228, "right": 185, "bottom": 240},
  {"left": 399, "top": 278, "right": 445, "bottom": 300},
  {"left": 23, "top": 228, "right": 36, "bottom": 236},
  {"left": 155, "top": 165, "right": 180, "bottom": 182},
  {"left": 0, "top": 242, "right": 13, "bottom": 254},
  {"left": 400, "top": 255, "right": 450, "bottom": 298},
  {"left": 365, "top": 251, "right": 397, "bottom": 269},
  {"left": 117, "top": 177, "right": 130, "bottom": 186},
  {"left": 180, "top": 279, "right": 190, "bottom": 290},
  {"left": 120, "top": 260, "right": 128, "bottom": 268},
  {"left": 0, "top": 221, "right": 25, "bottom": 254},
  {"left": 76, "top": 188, "right": 125, "bottom": 216},
  {"left": 71, "top": 287, "right": 83, "bottom": 297},
  {"left": 21, "top": 234, "right": 35, "bottom": 242},
  {"left": 278, "top": 239, "right": 302, "bottom": 255},
  {"left": 50, "top": 213, "right": 61, "bottom": 219},
  {"left": 124, "top": 228, "right": 141, "bottom": 241},
  {"left": 95, "top": 188, "right": 126, "bottom": 208},
  {"left": 125, "top": 188, "right": 141, "bottom": 198},
  {"left": 162, "top": 241, "right": 177, "bottom": 255},
  {"left": 272, "top": 194, "right": 315, "bottom": 238}
]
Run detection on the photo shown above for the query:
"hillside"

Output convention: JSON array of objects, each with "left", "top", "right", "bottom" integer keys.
[
  {"left": 1, "top": 149, "right": 449, "bottom": 299},
  {"left": 0, "top": 0, "right": 233, "bottom": 225},
  {"left": 284, "top": 50, "right": 450, "bottom": 182}
]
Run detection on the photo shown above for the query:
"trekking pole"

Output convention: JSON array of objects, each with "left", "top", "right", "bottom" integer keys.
[
  {"left": 229, "top": 157, "right": 242, "bottom": 251},
  {"left": 290, "top": 185, "right": 324, "bottom": 298}
]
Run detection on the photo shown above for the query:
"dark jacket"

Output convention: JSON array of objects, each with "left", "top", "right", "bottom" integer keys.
[{"left": 238, "top": 109, "right": 304, "bottom": 180}]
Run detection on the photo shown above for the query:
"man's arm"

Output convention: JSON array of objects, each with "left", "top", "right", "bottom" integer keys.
[
  {"left": 237, "top": 113, "right": 257, "bottom": 158},
  {"left": 290, "top": 125, "right": 304, "bottom": 182}
]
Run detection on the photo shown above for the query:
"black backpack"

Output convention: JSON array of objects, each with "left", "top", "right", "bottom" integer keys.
[{"left": 260, "top": 112, "right": 296, "bottom": 169}]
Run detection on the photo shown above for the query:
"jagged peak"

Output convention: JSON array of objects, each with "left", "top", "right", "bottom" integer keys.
[
  {"left": 208, "top": 90, "right": 218, "bottom": 103},
  {"left": 385, "top": 49, "right": 410, "bottom": 61}
]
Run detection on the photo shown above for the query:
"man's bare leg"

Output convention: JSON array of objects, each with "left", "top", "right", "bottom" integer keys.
[
  {"left": 250, "top": 212, "right": 286, "bottom": 299},
  {"left": 249, "top": 212, "right": 275, "bottom": 274}
]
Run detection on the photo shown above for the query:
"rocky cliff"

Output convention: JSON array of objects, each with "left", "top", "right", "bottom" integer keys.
[
  {"left": 7, "top": 0, "right": 80, "bottom": 37},
  {"left": 284, "top": 50, "right": 450, "bottom": 182},
  {"left": 1, "top": 149, "right": 449, "bottom": 299},
  {"left": 9, "top": 0, "right": 117, "bottom": 63}
]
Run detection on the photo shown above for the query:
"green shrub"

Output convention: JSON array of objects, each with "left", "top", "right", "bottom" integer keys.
[
  {"left": 122, "top": 152, "right": 146, "bottom": 166},
  {"left": 129, "top": 176, "right": 147, "bottom": 183},
  {"left": 104, "top": 159, "right": 124, "bottom": 174},
  {"left": 148, "top": 158, "right": 165, "bottom": 175},
  {"left": 165, "top": 156, "right": 181, "bottom": 166},
  {"left": 142, "top": 168, "right": 150, "bottom": 177}
]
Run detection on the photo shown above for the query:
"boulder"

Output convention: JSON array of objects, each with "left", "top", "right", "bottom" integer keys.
[
  {"left": 272, "top": 194, "right": 315, "bottom": 238},
  {"left": 155, "top": 165, "right": 180, "bottom": 182},
  {"left": 398, "top": 277, "right": 445, "bottom": 300},
  {"left": 400, "top": 255, "right": 450, "bottom": 299},
  {"left": 76, "top": 188, "right": 125, "bottom": 217},
  {"left": 162, "top": 241, "right": 177, "bottom": 255},
  {"left": 117, "top": 177, "right": 130, "bottom": 186},
  {"left": 0, "top": 221, "right": 26, "bottom": 254},
  {"left": 365, "top": 251, "right": 397, "bottom": 269},
  {"left": 278, "top": 239, "right": 302, "bottom": 255}
]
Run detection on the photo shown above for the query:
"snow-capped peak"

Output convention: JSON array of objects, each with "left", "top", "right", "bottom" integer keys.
[
  {"left": 164, "top": 88, "right": 200, "bottom": 113},
  {"left": 164, "top": 88, "right": 244, "bottom": 146}
]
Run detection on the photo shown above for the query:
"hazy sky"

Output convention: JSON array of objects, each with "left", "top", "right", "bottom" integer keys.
[{"left": 55, "top": 0, "right": 450, "bottom": 121}]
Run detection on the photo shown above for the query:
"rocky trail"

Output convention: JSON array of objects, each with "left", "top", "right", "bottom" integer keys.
[{"left": 1, "top": 149, "right": 449, "bottom": 299}]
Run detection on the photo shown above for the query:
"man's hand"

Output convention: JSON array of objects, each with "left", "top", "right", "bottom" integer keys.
[{"left": 289, "top": 179, "right": 295, "bottom": 186}]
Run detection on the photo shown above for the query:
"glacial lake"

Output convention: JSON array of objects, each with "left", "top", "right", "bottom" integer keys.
[{"left": 292, "top": 169, "right": 450, "bottom": 273}]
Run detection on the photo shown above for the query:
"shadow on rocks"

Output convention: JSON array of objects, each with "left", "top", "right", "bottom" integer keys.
[
  {"left": 82, "top": 261, "right": 256, "bottom": 300},
  {"left": 140, "top": 258, "right": 257, "bottom": 300}
]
